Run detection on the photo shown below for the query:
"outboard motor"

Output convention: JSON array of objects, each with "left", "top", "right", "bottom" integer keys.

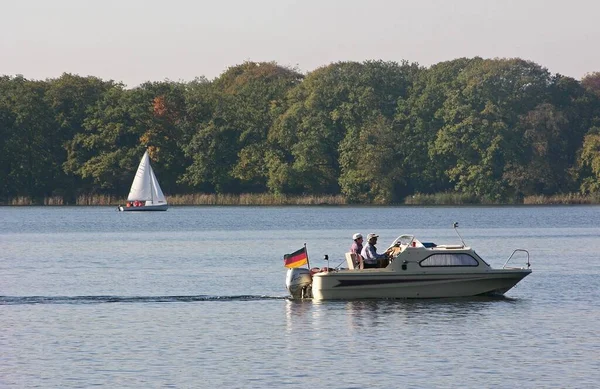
[{"left": 285, "top": 268, "right": 312, "bottom": 299}]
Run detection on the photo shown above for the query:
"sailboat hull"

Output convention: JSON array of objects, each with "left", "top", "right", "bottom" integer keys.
[{"left": 118, "top": 204, "right": 168, "bottom": 212}]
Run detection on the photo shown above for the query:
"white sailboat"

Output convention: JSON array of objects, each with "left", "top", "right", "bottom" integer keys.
[{"left": 118, "top": 151, "right": 168, "bottom": 211}]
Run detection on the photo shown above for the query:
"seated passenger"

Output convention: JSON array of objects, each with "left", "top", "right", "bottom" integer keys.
[
  {"left": 360, "top": 233, "right": 389, "bottom": 268},
  {"left": 350, "top": 233, "right": 363, "bottom": 256}
]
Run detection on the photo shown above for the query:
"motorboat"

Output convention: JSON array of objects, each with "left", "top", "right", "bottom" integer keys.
[{"left": 285, "top": 224, "right": 531, "bottom": 300}]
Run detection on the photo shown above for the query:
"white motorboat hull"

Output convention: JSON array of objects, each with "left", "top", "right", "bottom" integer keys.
[
  {"left": 311, "top": 269, "right": 531, "bottom": 300},
  {"left": 118, "top": 204, "right": 168, "bottom": 212}
]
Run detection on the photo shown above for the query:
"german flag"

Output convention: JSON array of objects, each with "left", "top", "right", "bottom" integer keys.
[{"left": 284, "top": 247, "right": 308, "bottom": 268}]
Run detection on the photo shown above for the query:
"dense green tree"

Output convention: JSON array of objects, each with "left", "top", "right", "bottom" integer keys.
[
  {"left": 0, "top": 98, "right": 16, "bottom": 200},
  {"left": 0, "top": 76, "right": 61, "bottom": 201},
  {"left": 2, "top": 58, "right": 600, "bottom": 203},
  {"left": 136, "top": 81, "right": 188, "bottom": 194},
  {"left": 45, "top": 73, "right": 114, "bottom": 136},
  {"left": 44, "top": 73, "right": 115, "bottom": 201},
  {"left": 181, "top": 62, "right": 302, "bottom": 193},
  {"left": 64, "top": 85, "right": 142, "bottom": 194},
  {"left": 181, "top": 77, "right": 213, "bottom": 145},
  {"left": 269, "top": 60, "right": 418, "bottom": 197},
  {"left": 432, "top": 58, "right": 553, "bottom": 200},
  {"left": 581, "top": 72, "right": 600, "bottom": 97},
  {"left": 503, "top": 103, "right": 570, "bottom": 195},
  {"left": 338, "top": 115, "right": 405, "bottom": 203},
  {"left": 394, "top": 58, "right": 481, "bottom": 197},
  {"left": 504, "top": 75, "right": 596, "bottom": 197},
  {"left": 64, "top": 81, "right": 188, "bottom": 195},
  {"left": 578, "top": 127, "right": 600, "bottom": 194},
  {"left": 178, "top": 77, "right": 220, "bottom": 192}
]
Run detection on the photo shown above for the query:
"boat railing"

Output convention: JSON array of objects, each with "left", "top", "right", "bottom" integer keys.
[{"left": 502, "top": 249, "right": 531, "bottom": 269}]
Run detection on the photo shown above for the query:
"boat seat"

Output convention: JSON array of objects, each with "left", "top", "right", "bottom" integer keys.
[{"left": 345, "top": 252, "right": 364, "bottom": 270}]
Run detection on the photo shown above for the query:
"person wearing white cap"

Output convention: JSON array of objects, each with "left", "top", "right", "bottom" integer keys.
[
  {"left": 350, "top": 233, "right": 363, "bottom": 255},
  {"left": 360, "top": 233, "right": 389, "bottom": 268}
]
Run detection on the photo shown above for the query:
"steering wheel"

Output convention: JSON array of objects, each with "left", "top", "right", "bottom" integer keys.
[{"left": 387, "top": 246, "right": 402, "bottom": 258}]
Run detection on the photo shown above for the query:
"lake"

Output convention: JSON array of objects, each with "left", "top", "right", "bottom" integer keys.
[{"left": 1, "top": 205, "right": 600, "bottom": 388}]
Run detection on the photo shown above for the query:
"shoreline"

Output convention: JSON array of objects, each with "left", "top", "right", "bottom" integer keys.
[{"left": 1, "top": 192, "right": 599, "bottom": 206}]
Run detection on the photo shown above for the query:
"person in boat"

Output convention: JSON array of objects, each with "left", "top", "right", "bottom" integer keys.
[
  {"left": 360, "top": 233, "right": 389, "bottom": 268},
  {"left": 350, "top": 233, "right": 364, "bottom": 268},
  {"left": 350, "top": 233, "right": 363, "bottom": 255}
]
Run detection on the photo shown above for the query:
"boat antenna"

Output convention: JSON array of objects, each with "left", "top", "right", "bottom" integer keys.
[{"left": 453, "top": 222, "right": 466, "bottom": 247}]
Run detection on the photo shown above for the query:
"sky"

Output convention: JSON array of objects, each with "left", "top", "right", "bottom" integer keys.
[{"left": 2, "top": 0, "right": 600, "bottom": 87}]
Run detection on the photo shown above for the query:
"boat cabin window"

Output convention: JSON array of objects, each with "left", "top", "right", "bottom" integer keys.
[{"left": 419, "top": 253, "right": 479, "bottom": 267}]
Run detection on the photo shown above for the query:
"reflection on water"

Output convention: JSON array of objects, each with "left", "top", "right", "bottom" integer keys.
[
  {"left": 279, "top": 294, "right": 570, "bottom": 388},
  {"left": 286, "top": 297, "right": 519, "bottom": 334}
]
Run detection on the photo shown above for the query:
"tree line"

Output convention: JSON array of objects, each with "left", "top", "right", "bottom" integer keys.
[{"left": 1, "top": 58, "right": 600, "bottom": 204}]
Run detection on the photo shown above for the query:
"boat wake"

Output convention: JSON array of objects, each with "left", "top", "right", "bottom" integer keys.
[{"left": 0, "top": 295, "right": 288, "bottom": 305}]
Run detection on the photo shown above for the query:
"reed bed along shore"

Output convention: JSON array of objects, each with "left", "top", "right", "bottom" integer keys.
[
  {"left": 6, "top": 196, "right": 67, "bottom": 206},
  {"left": 166, "top": 193, "right": 347, "bottom": 205},
  {"left": 522, "top": 193, "right": 600, "bottom": 205},
  {"left": 405, "top": 192, "right": 600, "bottom": 205},
  {"left": 404, "top": 193, "right": 486, "bottom": 205},
  {"left": 2, "top": 193, "right": 348, "bottom": 206},
  {"left": 3, "top": 193, "right": 600, "bottom": 206}
]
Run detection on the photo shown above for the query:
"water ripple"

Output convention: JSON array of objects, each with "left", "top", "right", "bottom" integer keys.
[{"left": 0, "top": 295, "right": 288, "bottom": 305}]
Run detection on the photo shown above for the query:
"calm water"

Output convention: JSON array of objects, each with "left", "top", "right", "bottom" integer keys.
[{"left": 1, "top": 206, "right": 600, "bottom": 388}]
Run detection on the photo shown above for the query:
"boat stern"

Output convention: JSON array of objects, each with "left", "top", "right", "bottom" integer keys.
[{"left": 285, "top": 268, "right": 313, "bottom": 299}]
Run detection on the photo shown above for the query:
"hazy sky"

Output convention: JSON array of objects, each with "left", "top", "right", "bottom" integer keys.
[{"left": 2, "top": 0, "right": 599, "bottom": 87}]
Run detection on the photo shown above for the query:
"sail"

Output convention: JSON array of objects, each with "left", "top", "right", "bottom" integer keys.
[
  {"left": 148, "top": 165, "right": 167, "bottom": 204},
  {"left": 127, "top": 151, "right": 167, "bottom": 204}
]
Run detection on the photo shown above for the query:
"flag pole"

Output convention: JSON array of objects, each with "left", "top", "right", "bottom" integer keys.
[{"left": 304, "top": 243, "right": 311, "bottom": 269}]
